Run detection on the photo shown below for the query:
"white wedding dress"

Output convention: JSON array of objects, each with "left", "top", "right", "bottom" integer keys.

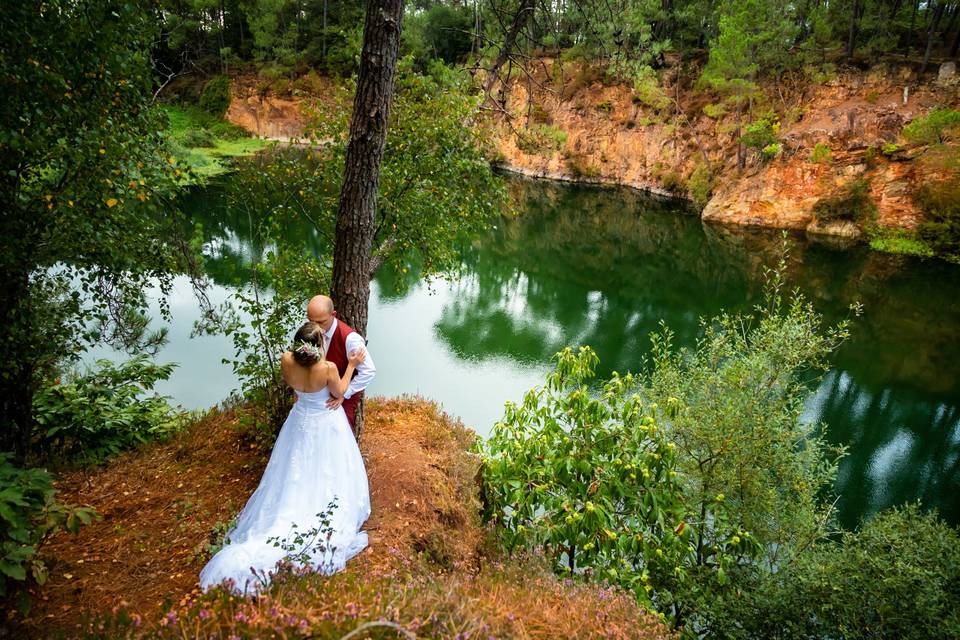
[{"left": 199, "top": 388, "right": 370, "bottom": 594}]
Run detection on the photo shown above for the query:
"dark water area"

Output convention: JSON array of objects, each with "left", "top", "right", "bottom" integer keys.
[{"left": 140, "top": 173, "right": 960, "bottom": 529}]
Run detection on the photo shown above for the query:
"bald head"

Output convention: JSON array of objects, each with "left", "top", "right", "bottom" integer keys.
[{"left": 307, "top": 295, "right": 336, "bottom": 330}]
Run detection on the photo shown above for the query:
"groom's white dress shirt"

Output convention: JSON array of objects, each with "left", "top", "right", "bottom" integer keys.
[{"left": 323, "top": 318, "right": 376, "bottom": 400}]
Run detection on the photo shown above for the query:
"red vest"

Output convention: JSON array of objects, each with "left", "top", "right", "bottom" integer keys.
[{"left": 326, "top": 319, "right": 361, "bottom": 428}]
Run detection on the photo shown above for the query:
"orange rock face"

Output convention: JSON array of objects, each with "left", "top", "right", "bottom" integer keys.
[{"left": 487, "top": 61, "right": 959, "bottom": 235}]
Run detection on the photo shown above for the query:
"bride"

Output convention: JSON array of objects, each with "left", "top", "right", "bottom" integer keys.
[{"left": 200, "top": 321, "right": 371, "bottom": 594}]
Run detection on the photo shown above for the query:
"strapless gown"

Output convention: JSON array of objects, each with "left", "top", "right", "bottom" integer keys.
[{"left": 199, "top": 389, "right": 370, "bottom": 594}]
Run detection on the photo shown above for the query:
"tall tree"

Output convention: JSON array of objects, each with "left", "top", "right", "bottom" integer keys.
[
  {"left": 0, "top": 1, "right": 198, "bottom": 460},
  {"left": 330, "top": 0, "right": 405, "bottom": 436}
]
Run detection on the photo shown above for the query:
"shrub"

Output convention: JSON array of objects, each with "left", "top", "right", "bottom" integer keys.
[
  {"left": 516, "top": 124, "right": 567, "bottom": 154},
  {"left": 740, "top": 118, "right": 780, "bottom": 151},
  {"left": 596, "top": 100, "right": 614, "bottom": 114},
  {"left": 881, "top": 142, "right": 901, "bottom": 155},
  {"left": 0, "top": 455, "right": 97, "bottom": 601},
  {"left": 32, "top": 356, "right": 185, "bottom": 464},
  {"left": 292, "top": 69, "right": 325, "bottom": 95},
  {"left": 178, "top": 127, "right": 216, "bottom": 148},
  {"left": 762, "top": 142, "right": 782, "bottom": 158},
  {"left": 702, "top": 103, "right": 726, "bottom": 119},
  {"left": 652, "top": 161, "right": 685, "bottom": 194},
  {"left": 209, "top": 121, "right": 250, "bottom": 140},
  {"left": 902, "top": 107, "right": 960, "bottom": 145},
  {"left": 198, "top": 75, "right": 231, "bottom": 118},
  {"left": 916, "top": 179, "right": 960, "bottom": 262},
  {"left": 688, "top": 163, "right": 713, "bottom": 209},
  {"left": 481, "top": 347, "right": 762, "bottom": 629},
  {"left": 483, "top": 263, "right": 854, "bottom": 631},
  {"left": 529, "top": 102, "right": 552, "bottom": 124},
  {"left": 565, "top": 151, "right": 601, "bottom": 178},
  {"left": 868, "top": 227, "right": 935, "bottom": 258},
  {"left": 630, "top": 65, "right": 670, "bottom": 111},
  {"left": 713, "top": 505, "right": 960, "bottom": 639},
  {"left": 811, "top": 178, "right": 876, "bottom": 223},
  {"left": 810, "top": 142, "right": 832, "bottom": 163}
]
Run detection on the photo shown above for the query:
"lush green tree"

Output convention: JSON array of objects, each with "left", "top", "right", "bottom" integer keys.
[
  {"left": 0, "top": 1, "right": 198, "bottom": 459},
  {"left": 197, "top": 61, "right": 508, "bottom": 433},
  {"left": 712, "top": 504, "right": 960, "bottom": 639},
  {"left": 482, "top": 258, "right": 856, "bottom": 632}
]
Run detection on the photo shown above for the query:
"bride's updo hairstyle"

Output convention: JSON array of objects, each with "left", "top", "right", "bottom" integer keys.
[{"left": 291, "top": 322, "right": 325, "bottom": 366}]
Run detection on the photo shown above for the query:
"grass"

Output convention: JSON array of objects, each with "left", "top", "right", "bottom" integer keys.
[
  {"left": 162, "top": 105, "right": 272, "bottom": 179},
  {"left": 866, "top": 226, "right": 935, "bottom": 258}
]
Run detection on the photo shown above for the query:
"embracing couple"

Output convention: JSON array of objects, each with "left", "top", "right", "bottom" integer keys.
[{"left": 199, "top": 295, "right": 376, "bottom": 594}]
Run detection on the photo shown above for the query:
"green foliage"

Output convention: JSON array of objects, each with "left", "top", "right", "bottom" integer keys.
[
  {"left": 404, "top": 5, "right": 473, "bottom": 66},
  {"left": 484, "top": 261, "right": 853, "bottom": 630},
  {"left": 812, "top": 178, "right": 876, "bottom": 224},
  {"left": 916, "top": 180, "right": 960, "bottom": 263},
  {"left": 0, "top": 0, "right": 200, "bottom": 459},
  {"left": 687, "top": 163, "right": 714, "bottom": 209},
  {"left": 163, "top": 105, "right": 267, "bottom": 179},
  {"left": 881, "top": 142, "right": 901, "bottom": 156},
  {"left": 517, "top": 124, "right": 568, "bottom": 153},
  {"left": 199, "top": 75, "right": 232, "bottom": 118},
  {"left": 629, "top": 65, "right": 670, "bottom": 111},
  {"left": 761, "top": 142, "right": 781, "bottom": 158},
  {"left": 867, "top": 227, "right": 935, "bottom": 258},
  {"left": 713, "top": 505, "right": 960, "bottom": 639},
  {"left": 32, "top": 357, "right": 185, "bottom": 464},
  {"left": 564, "top": 151, "right": 601, "bottom": 178},
  {"left": 652, "top": 162, "right": 686, "bottom": 194},
  {"left": 702, "top": 103, "right": 726, "bottom": 119},
  {"left": 902, "top": 108, "right": 960, "bottom": 146},
  {"left": 481, "top": 347, "right": 761, "bottom": 627},
  {"left": 198, "top": 61, "right": 508, "bottom": 426},
  {"left": 810, "top": 142, "right": 832, "bottom": 164},
  {"left": 740, "top": 118, "right": 780, "bottom": 151},
  {"left": 0, "top": 454, "right": 98, "bottom": 600}
]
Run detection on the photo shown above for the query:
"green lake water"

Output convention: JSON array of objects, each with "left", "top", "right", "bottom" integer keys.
[{"left": 123, "top": 173, "right": 960, "bottom": 529}]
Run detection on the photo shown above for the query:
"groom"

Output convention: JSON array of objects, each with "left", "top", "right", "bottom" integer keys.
[{"left": 306, "top": 295, "right": 376, "bottom": 433}]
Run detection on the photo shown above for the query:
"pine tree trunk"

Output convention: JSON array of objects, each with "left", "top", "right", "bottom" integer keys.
[
  {"left": 921, "top": 2, "right": 946, "bottom": 73},
  {"left": 330, "top": 0, "right": 405, "bottom": 438}
]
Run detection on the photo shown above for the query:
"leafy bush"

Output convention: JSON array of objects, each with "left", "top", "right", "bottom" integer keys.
[
  {"left": 881, "top": 142, "right": 901, "bottom": 156},
  {"left": 483, "top": 260, "right": 855, "bottom": 632},
  {"left": 713, "top": 505, "right": 960, "bottom": 639},
  {"left": 916, "top": 180, "right": 960, "bottom": 262},
  {"left": 208, "top": 121, "right": 250, "bottom": 140},
  {"left": 0, "top": 454, "right": 97, "bottom": 600},
  {"left": 630, "top": 65, "right": 670, "bottom": 111},
  {"left": 740, "top": 118, "right": 780, "bottom": 151},
  {"left": 481, "top": 347, "right": 762, "bottom": 629},
  {"left": 902, "top": 107, "right": 960, "bottom": 145},
  {"left": 811, "top": 178, "right": 876, "bottom": 223},
  {"left": 688, "top": 163, "right": 714, "bottom": 209},
  {"left": 32, "top": 357, "right": 184, "bottom": 464},
  {"left": 565, "top": 151, "right": 601, "bottom": 178},
  {"left": 702, "top": 103, "right": 726, "bottom": 119},
  {"left": 867, "top": 227, "right": 934, "bottom": 258},
  {"left": 199, "top": 75, "right": 231, "bottom": 118},
  {"left": 810, "top": 142, "right": 832, "bottom": 163},
  {"left": 762, "top": 142, "right": 782, "bottom": 158},
  {"left": 179, "top": 127, "right": 216, "bottom": 148},
  {"left": 516, "top": 124, "right": 568, "bottom": 153}
]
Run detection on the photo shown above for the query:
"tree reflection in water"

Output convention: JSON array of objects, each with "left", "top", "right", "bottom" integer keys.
[
  {"left": 430, "top": 177, "right": 960, "bottom": 528},
  {"left": 182, "top": 173, "right": 960, "bottom": 528}
]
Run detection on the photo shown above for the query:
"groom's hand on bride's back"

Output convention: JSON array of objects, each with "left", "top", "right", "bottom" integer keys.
[{"left": 326, "top": 396, "right": 344, "bottom": 409}]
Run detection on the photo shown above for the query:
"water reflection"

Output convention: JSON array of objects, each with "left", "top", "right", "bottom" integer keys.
[{"left": 163, "top": 174, "right": 959, "bottom": 528}]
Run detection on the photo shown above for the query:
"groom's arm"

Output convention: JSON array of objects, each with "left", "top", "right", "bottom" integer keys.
[{"left": 344, "top": 332, "right": 376, "bottom": 399}]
